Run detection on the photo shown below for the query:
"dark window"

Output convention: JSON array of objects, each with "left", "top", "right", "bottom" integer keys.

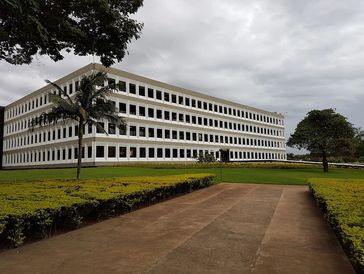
[
  {"left": 129, "top": 83, "right": 136, "bottom": 94},
  {"left": 172, "top": 112, "right": 177, "bottom": 121},
  {"left": 157, "top": 109, "right": 162, "bottom": 119},
  {"left": 139, "top": 86, "right": 145, "bottom": 96},
  {"left": 96, "top": 146, "right": 104, "bottom": 157},
  {"left": 139, "top": 127, "right": 146, "bottom": 137},
  {"left": 157, "top": 148, "right": 163, "bottom": 158},
  {"left": 96, "top": 122, "right": 105, "bottom": 133},
  {"left": 130, "top": 147, "right": 137, "bottom": 158},
  {"left": 148, "top": 128, "right": 154, "bottom": 137},
  {"left": 119, "top": 147, "right": 127, "bottom": 157},
  {"left": 108, "top": 123, "right": 116, "bottom": 134},
  {"left": 148, "top": 148, "right": 155, "bottom": 158},
  {"left": 165, "top": 129, "right": 170, "bottom": 139},
  {"left": 88, "top": 146, "right": 92, "bottom": 158},
  {"left": 186, "top": 115, "right": 190, "bottom": 123},
  {"left": 107, "top": 78, "right": 115, "bottom": 87},
  {"left": 173, "top": 149, "right": 178, "bottom": 158},
  {"left": 119, "top": 103, "right": 126, "bottom": 113},
  {"left": 129, "top": 104, "right": 136, "bottom": 115},
  {"left": 156, "top": 90, "right": 162, "bottom": 100},
  {"left": 164, "top": 111, "right": 170, "bottom": 120},
  {"left": 172, "top": 94, "right": 177, "bottom": 103},
  {"left": 119, "top": 125, "right": 127, "bottom": 135},
  {"left": 140, "top": 147, "right": 146, "bottom": 158},
  {"left": 69, "top": 83, "right": 73, "bottom": 94},
  {"left": 88, "top": 123, "right": 93, "bottom": 134},
  {"left": 148, "top": 88, "right": 154, "bottom": 98},
  {"left": 165, "top": 148, "right": 171, "bottom": 158},
  {"left": 108, "top": 146, "right": 116, "bottom": 157},
  {"left": 164, "top": 92, "right": 170, "bottom": 102},
  {"left": 130, "top": 126, "right": 137, "bottom": 136},
  {"left": 185, "top": 98, "right": 190, "bottom": 106},
  {"left": 118, "top": 81, "right": 126, "bottom": 92},
  {"left": 179, "top": 96, "right": 184, "bottom": 105},
  {"left": 148, "top": 108, "right": 154, "bottom": 118},
  {"left": 157, "top": 128, "right": 163, "bottom": 138},
  {"left": 139, "top": 106, "right": 145, "bottom": 116}
]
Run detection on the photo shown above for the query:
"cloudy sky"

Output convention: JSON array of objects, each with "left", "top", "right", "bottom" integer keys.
[{"left": 1, "top": 0, "right": 364, "bottom": 153}]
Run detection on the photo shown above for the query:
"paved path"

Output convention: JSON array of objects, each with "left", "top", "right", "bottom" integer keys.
[{"left": 0, "top": 184, "right": 355, "bottom": 274}]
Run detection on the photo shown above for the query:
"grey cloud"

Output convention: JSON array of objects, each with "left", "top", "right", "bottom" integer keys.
[{"left": 1, "top": 0, "right": 363, "bottom": 154}]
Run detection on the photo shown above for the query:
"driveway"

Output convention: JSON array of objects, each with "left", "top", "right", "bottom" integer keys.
[{"left": 0, "top": 183, "right": 355, "bottom": 274}]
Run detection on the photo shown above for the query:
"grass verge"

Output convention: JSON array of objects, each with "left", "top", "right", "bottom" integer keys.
[
  {"left": 0, "top": 174, "right": 214, "bottom": 248},
  {"left": 2, "top": 163, "right": 364, "bottom": 185},
  {"left": 309, "top": 179, "right": 364, "bottom": 273}
]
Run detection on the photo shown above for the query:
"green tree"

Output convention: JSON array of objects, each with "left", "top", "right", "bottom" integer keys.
[
  {"left": 32, "top": 72, "right": 125, "bottom": 179},
  {"left": 0, "top": 0, "right": 143, "bottom": 66},
  {"left": 287, "top": 109, "right": 356, "bottom": 172},
  {"left": 354, "top": 129, "right": 364, "bottom": 161}
]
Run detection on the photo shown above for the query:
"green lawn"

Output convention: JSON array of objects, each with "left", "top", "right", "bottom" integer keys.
[{"left": 1, "top": 164, "right": 364, "bottom": 184}]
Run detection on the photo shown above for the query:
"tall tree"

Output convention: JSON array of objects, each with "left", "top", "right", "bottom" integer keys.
[
  {"left": 0, "top": 0, "right": 143, "bottom": 66},
  {"left": 354, "top": 129, "right": 364, "bottom": 160},
  {"left": 32, "top": 72, "right": 124, "bottom": 179},
  {"left": 287, "top": 109, "right": 356, "bottom": 172}
]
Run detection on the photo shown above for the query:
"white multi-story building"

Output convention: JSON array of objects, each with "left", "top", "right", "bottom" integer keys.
[{"left": 0, "top": 63, "right": 286, "bottom": 169}]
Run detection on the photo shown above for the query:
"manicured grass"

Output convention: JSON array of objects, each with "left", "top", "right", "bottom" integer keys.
[
  {"left": 0, "top": 174, "right": 214, "bottom": 247},
  {"left": 1, "top": 163, "right": 364, "bottom": 185},
  {"left": 310, "top": 179, "right": 364, "bottom": 273}
]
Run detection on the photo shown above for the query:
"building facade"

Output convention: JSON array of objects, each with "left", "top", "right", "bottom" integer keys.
[{"left": 1, "top": 63, "right": 286, "bottom": 169}]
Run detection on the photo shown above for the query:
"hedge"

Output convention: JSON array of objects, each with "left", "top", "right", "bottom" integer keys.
[
  {"left": 112, "top": 162, "right": 322, "bottom": 169},
  {"left": 0, "top": 174, "right": 214, "bottom": 248},
  {"left": 309, "top": 179, "right": 364, "bottom": 273}
]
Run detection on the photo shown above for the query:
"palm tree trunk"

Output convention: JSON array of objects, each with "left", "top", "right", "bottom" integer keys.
[
  {"left": 322, "top": 151, "right": 329, "bottom": 172},
  {"left": 76, "top": 121, "right": 84, "bottom": 179}
]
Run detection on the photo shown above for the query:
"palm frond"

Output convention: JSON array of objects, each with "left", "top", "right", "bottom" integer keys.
[
  {"left": 49, "top": 93, "right": 78, "bottom": 114},
  {"left": 45, "top": 80, "right": 72, "bottom": 102}
]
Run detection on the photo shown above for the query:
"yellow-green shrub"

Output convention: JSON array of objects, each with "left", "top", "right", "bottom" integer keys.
[
  {"left": 0, "top": 174, "right": 214, "bottom": 248},
  {"left": 115, "top": 162, "right": 321, "bottom": 169},
  {"left": 309, "top": 179, "right": 364, "bottom": 273}
]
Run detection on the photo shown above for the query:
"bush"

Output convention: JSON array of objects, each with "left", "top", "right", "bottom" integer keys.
[
  {"left": 194, "top": 153, "right": 216, "bottom": 163},
  {"left": 309, "top": 179, "right": 364, "bottom": 273},
  {"left": 0, "top": 174, "right": 214, "bottom": 248}
]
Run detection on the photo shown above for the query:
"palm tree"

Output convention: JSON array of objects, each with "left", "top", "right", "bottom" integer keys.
[{"left": 32, "top": 72, "right": 125, "bottom": 179}]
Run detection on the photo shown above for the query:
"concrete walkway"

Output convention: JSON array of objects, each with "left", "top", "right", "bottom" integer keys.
[{"left": 0, "top": 184, "right": 355, "bottom": 274}]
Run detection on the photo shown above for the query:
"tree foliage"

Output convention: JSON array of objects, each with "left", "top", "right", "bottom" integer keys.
[
  {"left": 287, "top": 109, "right": 356, "bottom": 172},
  {"left": 32, "top": 72, "right": 125, "bottom": 178},
  {"left": 0, "top": 0, "right": 143, "bottom": 66}
]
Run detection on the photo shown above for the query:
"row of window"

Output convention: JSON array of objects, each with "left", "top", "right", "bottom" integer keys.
[
  {"left": 6, "top": 74, "right": 283, "bottom": 129},
  {"left": 6, "top": 103, "right": 284, "bottom": 138},
  {"left": 3, "top": 145, "right": 286, "bottom": 165},
  {"left": 109, "top": 78, "right": 283, "bottom": 125},
  {"left": 4, "top": 123, "right": 285, "bottom": 150},
  {"left": 6, "top": 79, "right": 81, "bottom": 120}
]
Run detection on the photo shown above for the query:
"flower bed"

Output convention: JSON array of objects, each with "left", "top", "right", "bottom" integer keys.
[
  {"left": 0, "top": 174, "right": 214, "bottom": 248},
  {"left": 309, "top": 179, "right": 364, "bottom": 273}
]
